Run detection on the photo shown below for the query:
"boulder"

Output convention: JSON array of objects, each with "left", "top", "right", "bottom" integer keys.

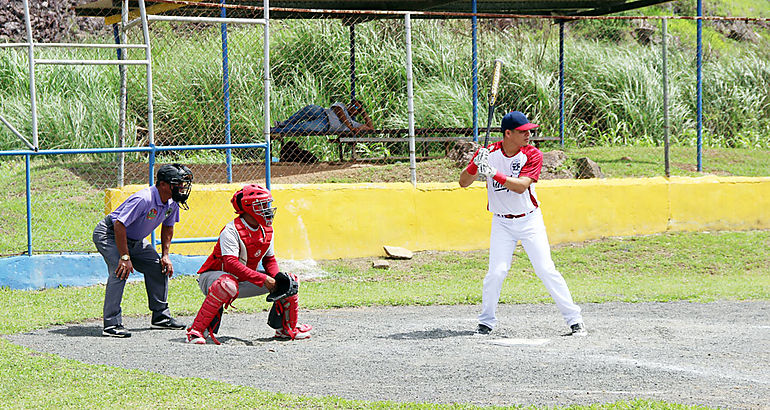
[
  {"left": 383, "top": 245, "right": 413, "bottom": 260},
  {"left": 574, "top": 157, "right": 605, "bottom": 179},
  {"left": 372, "top": 259, "right": 390, "bottom": 269},
  {"left": 449, "top": 140, "right": 482, "bottom": 168},
  {"left": 540, "top": 150, "right": 574, "bottom": 180}
]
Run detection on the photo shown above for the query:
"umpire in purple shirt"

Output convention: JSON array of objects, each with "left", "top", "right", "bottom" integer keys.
[{"left": 93, "top": 164, "right": 194, "bottom": 338}]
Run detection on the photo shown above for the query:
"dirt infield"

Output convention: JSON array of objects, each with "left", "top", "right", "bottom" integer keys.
[{"left": 6, "top": 301, "right": 770, "bottom": 408}]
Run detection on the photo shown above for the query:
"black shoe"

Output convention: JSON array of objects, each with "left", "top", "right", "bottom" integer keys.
[
  {"left": 103, "top": 325, "right": 132, "bottom": 338},
  {"left": 151, "top": 317, "right": 185, "bottom": 330},
  {"left": 570, "top": 322, "right": 587, "bottom": 336},
  {"left": 475, "top": 324, "right": 492, "bottom": 335}
]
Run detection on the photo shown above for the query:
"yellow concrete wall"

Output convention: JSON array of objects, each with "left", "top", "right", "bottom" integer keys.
[{"left": 104, "top": 176, "right": 770, "bottom": 260}]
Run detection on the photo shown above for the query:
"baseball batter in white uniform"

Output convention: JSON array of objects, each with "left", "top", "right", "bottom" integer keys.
[{"left": 459, "top": 111, "right": 586, "bottom": 336}]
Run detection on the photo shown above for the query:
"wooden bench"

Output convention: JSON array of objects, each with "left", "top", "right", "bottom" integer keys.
[{"left": 270, "top": 127, "right": 560, "bottom": 162}]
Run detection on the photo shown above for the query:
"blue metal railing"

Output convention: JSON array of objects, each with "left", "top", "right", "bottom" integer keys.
[{"left": 1, "top": 142, "right": 270, "bottom": 255}]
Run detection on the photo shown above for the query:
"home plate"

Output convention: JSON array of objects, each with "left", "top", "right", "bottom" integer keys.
[{"left": 487, "top": 338, "right": 551, "bottom": 346}]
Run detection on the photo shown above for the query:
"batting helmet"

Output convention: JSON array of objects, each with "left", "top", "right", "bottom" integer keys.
[
  {"left": 156, "top": 163, "right": 194, "bottom": 209},
  {"left": 231, "top": 184, "right": 276, "bottom": 227}
]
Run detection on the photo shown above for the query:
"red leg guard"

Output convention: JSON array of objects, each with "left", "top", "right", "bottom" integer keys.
[
  {"left": 279, "top": 295, "right": 301, "bottom": 339},
  {"left": 187, "top": 275, "right": 238, "bottom": 344}
]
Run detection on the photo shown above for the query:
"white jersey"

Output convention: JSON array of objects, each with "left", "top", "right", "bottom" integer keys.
[
  {"left": 218, "top": 217, "right": 275, "bottom": 265},
  {"left": 484, "top": 142, "right": 543, "bottom": 215}
]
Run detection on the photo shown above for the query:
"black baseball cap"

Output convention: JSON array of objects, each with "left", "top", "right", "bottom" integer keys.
[{"left": 501, "top": 111, "right": 539, "bottom": 132}]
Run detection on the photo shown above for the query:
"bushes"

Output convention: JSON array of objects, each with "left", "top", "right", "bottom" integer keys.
[{"left": 1, "top": 18, "right": 768, "bottom": 155}]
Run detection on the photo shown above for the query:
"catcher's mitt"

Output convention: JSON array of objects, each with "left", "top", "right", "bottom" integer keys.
[{"left": 266, "top": 271, "right": 299, "bottom": 302}]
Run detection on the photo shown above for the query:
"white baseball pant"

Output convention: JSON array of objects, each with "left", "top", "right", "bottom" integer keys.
[{"left": 478, "top": 208, "right": 583, "bottom": 329}]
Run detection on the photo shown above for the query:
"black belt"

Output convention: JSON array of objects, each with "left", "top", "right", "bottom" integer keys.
[{"left": 498, "top": 209, "right": 536, "bottom": 219}]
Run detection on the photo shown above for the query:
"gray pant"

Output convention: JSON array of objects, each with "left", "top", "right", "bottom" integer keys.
[
  {"left": 93, "top": 216, "right": 172, "bottom": 328},
  {"left": 198, "top": 270, "right": 270, "bottom": 298}
]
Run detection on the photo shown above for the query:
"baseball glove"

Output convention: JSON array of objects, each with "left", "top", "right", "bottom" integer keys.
[{"left": 266, "top": 271, "right": 299, "bottom": 302}]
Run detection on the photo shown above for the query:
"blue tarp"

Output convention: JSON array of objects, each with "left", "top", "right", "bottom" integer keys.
[{"left": 0, "top": 254, "right": 208, "bottom": 290}]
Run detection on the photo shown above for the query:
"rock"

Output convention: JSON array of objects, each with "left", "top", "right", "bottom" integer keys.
[
  {"left": 0, "top": 0, "right": 108, "bottom": 43},
  {"left": 574, "top": 157, "right": 605, "bottom": 179},
  {"left": 726, "top": 21, "right": 760, "bottom": 43},
  {"left": 383, "top": 245, "right": 413, "bottom": 260},
  {"left": 280, "top": 141, "right": 318, "bottom": 164},
  {"left": 449, "top": 140, "right": 481, "bottom": 168},
  {"left": 372, "top": 259, "right": 390, "bottom": 269},
  {"left": 633, "top": 24, "right": 656, "bottom": 45},
  {"left": 540, "top": 150, "right": 574, "bottom": 180}
]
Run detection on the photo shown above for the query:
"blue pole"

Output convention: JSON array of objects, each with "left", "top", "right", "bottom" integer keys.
[
  {"left": 112, "top": 24, "right": 122, "bottom": 60},
  {"left": 696, "top": 0, "right": 703, "bottom": 172},
  {"left": 471, "top": 0, "right": 478, "bottom": 142},
  {"left": 25, "top": 154, "right": 32, "bottom": 256},
  {"left": 350, "top": 24, "right": 356, "bottom": 102},
  {"left": 222, "top": 0, "right": 233, "bottom": 182},
  {"left": 149, "top": 145, "right": 156, "bottom": 246},
  {"left": 559, "top": 20, "right": 565, "bottom": 148}
]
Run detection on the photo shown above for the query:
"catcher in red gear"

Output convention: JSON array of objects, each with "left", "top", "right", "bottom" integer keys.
[{"left": 186, "top": 184, "right": 312, "bottom": 344}]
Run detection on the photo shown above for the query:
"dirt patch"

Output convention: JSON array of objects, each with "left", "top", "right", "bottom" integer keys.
[
  {"left": 671, "top": 162, "right": 732, "bottom": 176},
  {"left": 6, "top": 301, "right": 770, "bottom": 408},
  {"left": 0, "top": 0, "right": 107, "bottom": 42},
  {"left": 66, "top": 159, "right": 463, "bottom": 187}
]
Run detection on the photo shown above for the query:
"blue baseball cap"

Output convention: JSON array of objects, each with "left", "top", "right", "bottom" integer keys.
[{"left": 501, "top": 111, "right": 539, "bottom": 132}]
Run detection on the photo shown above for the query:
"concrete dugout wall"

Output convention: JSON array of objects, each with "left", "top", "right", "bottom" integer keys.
[{"left": 105, "top": 176, "right": 770, "bottom": 260}]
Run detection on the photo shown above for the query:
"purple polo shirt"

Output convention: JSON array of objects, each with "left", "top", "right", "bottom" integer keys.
[{"left": 108, "top": 186, "right": 180, "bottom": 240}]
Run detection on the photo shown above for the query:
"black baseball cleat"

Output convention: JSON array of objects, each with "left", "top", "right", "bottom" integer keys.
[
  {"left": 151, "top": 317, "right": 186, "bottom": 330},
  {"left": 475, "top": 324, "right": 492, "bottom": 335},
  {"left": 570, "top": 322, "right": 588, "bottom": 336},
  {"left": 103, "top": 325, "right": 132, "bottom": 338}
]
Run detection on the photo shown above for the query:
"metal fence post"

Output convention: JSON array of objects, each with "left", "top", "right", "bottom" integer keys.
[
  {"left": 22, "top": 0, "right": 38, "bottom": 149},
  {"left": 405, "top": 13, "right": 416, "bottom": 186},
  {"left": 696, "top": 0, "right": 703, "bottom": 172},
  {"left": 471, "top": 0, "right": 478, "bottom": 142},
  {"left": 221, "top": 0, "right": 233, "bottom": 183},
  {"left": 113, "top": 12, "right": 127, "bottom": 186},
  {"left": 662, "top": 18, "right": 670, "bottom": 178},
  {"left": 263, "top": 0, "right": 271, "bottom": 189},
  {"left": 25, "top": 154, "right": 32, "bottom": 256},
  {"left": 559, "top": 20, "right": 565, "bottom": 148}
]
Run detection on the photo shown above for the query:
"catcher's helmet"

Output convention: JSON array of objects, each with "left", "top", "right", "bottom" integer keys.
[
  {"left": 156, "top": 164, "right": 194, "bottom": 209},
  {"left": 231, "top": 184, "right": 276, "bottom": 227}
]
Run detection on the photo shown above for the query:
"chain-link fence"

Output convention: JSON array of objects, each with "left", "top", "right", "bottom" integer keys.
[{"left": 1, "top": 1, "right": 769, "bottom": 255}]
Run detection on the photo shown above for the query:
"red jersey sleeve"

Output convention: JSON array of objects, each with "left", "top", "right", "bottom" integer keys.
[
  {"left": 519, "top": 145, "right": 543, "bottom": 182},
  {"left": 261, "top": 255, "right": 280, "bottom": 277},
  {"left": 221, "top": 255, "right": 268, "bottom": 287}
]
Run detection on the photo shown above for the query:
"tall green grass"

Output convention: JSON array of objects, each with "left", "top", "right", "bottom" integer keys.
[{"left": 1, "top": 17, "right": 768, "bottom": 159}]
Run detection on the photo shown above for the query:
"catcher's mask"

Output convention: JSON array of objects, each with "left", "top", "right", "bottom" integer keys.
[
  {"left": 156, "top": 164, "right": 194, "bottom": 210},
  {"left": 231, "top": 184, "right": 276, "bottom": 227}
]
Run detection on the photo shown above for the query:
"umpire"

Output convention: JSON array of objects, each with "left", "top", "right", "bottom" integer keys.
[{"left": 92, "top": 163, "right": 193, "bottom": 338}]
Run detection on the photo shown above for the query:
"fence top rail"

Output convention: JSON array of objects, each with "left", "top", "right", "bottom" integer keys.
[
  {"left": 0, "top": 143, "right": 269, "bottom": 157},
  {"left": 79, "top": 0, "right": 770, "bottom": 22},
  {"left": 0, "top": 43, "right": 147, "bottom": 49},
  {"left": 272, "top": 127, "right": 561, "bottom": 137}
]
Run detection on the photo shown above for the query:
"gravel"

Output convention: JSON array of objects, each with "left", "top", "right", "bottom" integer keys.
[{"left": 6, "top": 301, "right": 770, "bottom": 408}]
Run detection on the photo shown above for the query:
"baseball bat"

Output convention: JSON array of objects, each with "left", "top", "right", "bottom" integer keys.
[{"left": 483, "top": 59, "right": 504, "bottom": 147}]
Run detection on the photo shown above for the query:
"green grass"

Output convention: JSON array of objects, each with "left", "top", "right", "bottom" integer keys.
[
  {"left": 563, "top": 146, "right": 770, "bottom": 177},
  {"left": 1, "top": 230, "right": 766, "bottom": 408}
]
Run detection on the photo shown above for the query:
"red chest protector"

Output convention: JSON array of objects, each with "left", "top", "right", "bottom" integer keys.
[{"left": 198, "top": 217, "right": 273, "bottom": 274}]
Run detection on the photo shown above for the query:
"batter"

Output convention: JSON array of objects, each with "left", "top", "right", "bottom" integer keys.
[{"left": 458, "top": 111, "right": 586, "bottom": 336}]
